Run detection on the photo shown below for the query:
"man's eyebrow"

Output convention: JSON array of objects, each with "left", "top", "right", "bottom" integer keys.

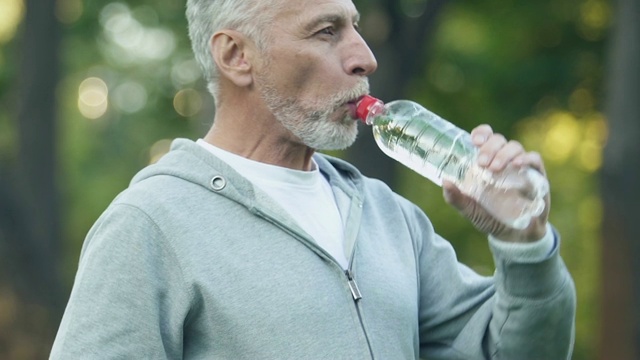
[{"left": 304, "top": 12, "right": 361, "bottom": 32}]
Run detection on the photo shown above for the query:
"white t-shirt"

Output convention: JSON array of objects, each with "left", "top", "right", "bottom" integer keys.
[{"left": 197, "top": 139, "right": 348, "bottom": 269}]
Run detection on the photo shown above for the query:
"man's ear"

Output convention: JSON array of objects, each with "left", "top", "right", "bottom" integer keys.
[{"left": 210, "top": 30, "right": 254, "bottom": 87}]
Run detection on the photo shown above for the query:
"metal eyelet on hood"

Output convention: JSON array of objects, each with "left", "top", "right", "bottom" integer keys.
[{"left": 210, "top": 175, "right": 227, "bottom": 191}]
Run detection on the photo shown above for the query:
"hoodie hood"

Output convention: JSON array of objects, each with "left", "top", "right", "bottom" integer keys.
[{"left": 129, "top": 138, "right": 366, "bottom": 219}]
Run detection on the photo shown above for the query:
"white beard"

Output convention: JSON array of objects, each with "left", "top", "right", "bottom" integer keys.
[{"left": 257, "top": 75, "right": 370, "bottom": 151}]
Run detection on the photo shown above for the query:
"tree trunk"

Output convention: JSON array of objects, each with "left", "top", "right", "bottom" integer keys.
[
  {"left": 12, "top": 0, "right": 64, "bottom": 313},
  {"left": 600, "top": 0, "right": 640, "bottom": 358}
]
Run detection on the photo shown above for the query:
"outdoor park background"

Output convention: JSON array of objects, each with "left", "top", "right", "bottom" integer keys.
[{"left": 0, "top": 0, "right": 638, "bottom": 358}]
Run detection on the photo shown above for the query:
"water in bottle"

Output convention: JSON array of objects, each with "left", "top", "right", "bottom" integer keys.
[{"left": 355, "top": 95, "right": 549, "bottom": 229}]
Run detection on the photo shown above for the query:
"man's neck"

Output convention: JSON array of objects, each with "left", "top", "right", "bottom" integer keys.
[{"left": 203, "top": 104, "right": 316, "bottom": 171}]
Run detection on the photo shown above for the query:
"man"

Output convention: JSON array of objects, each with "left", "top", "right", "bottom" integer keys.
[{"left": 51, "top": 0, "right": 576, "bottom": 359}]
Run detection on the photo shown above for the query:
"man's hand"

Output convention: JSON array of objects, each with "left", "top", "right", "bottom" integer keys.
[{"left": 442, "top": 125, "right": 550, "bottom": 243}]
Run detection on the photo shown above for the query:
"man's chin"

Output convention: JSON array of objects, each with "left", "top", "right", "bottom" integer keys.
[{"left": 311, "top": 126, "right": 359, "bottom": 151}]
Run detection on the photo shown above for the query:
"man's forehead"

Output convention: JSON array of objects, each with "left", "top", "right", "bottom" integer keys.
[{"left": 276, "top": 0, "right": 359, "bottom": 24}]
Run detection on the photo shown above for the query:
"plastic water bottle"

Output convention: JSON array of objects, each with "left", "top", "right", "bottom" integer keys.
[{"left": 355, "top": 95, "right": 549, "bottom": 229}]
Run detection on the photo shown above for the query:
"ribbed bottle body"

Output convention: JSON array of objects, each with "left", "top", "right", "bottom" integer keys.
[
  {"left": 367, "top": 99, "right": 548, "bottom": 229},
  {"left": 370, "top": 100, "right": 476, "bottom": 186}
]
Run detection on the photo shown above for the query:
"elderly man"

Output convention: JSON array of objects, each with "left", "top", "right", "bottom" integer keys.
[{"left": 51, "top": 0, "right": 576, "bottom": 359}]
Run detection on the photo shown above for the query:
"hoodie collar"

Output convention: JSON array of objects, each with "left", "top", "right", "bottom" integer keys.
[{"left": 130, "top": 138, "right": 364, "bottom": 209}]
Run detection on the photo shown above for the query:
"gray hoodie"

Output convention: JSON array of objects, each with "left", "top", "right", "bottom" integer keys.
[{"left": 50, "top": 139, "right": 575, "bottom": 359}]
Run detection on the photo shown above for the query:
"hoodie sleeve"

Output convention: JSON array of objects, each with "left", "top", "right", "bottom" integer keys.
[
  {"left": 50, "top": 203, "right": 192, "bottom": 360},
  {"left": 407, "top": 203, "right": 576, "bottom": 360}
]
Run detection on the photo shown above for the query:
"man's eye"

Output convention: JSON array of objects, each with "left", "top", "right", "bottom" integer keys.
[{"left": 318, "top": 27, "right": 336, "bottom": 36}]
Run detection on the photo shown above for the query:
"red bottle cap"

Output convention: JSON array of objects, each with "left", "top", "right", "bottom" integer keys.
[{"left": 356, "top": 95, "right": 383, "bottom": 123}]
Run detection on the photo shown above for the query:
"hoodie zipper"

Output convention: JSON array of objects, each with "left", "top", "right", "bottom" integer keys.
[
  {"left": 253, "top": 208, "right": 374, "bottom": 359},
  {"left": 346, "top": 269, "right": 362, "bottom": 301},
  {"left": 345, "top": 268, "right": 375, "bottom": 359}
]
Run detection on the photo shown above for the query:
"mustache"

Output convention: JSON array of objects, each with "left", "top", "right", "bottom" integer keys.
[{"left": 329, "top": 80, "right": 370, "bottom": 111}]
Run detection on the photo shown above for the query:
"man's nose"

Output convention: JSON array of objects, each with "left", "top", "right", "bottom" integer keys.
[{"left": 344, "top": 31, "right": 378, "bottom": 77}]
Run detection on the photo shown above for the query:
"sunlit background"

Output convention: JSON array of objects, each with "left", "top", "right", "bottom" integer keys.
[{"left": 0, "top": 0, "right": 627, "bottom": 358}]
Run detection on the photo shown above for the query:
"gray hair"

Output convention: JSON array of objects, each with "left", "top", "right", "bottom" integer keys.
[{"left": 186, "top": 0, "right": 276, "bottom": 102}]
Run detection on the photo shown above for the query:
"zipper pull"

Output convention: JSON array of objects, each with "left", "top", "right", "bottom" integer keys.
[{"left": 346, "top": 270, "right": 362, "bottom": 301}]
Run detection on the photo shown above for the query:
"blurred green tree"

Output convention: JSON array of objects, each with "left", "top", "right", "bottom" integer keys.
[
  {"left": 0, "top": 0, "right": 64, "bottom": 357},
  {"left": 600, "top": 0, "right": 640, "bottom": 358}
]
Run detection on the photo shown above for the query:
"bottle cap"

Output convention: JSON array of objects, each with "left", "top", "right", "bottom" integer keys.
[{"left": 356, "top": 95, "right": 383, "bottom": 123}]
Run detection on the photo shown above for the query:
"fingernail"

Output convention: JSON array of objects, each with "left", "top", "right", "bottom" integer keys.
[
  {"left": 473, "top": 134, "right": 486, "bottom": 144},
  {"left": 477, "top": 155, "right": 489, "bottom": 166}
]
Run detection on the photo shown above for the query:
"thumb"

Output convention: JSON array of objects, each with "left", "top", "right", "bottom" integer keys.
[
  {"left": 442, "top": 180, "right": 471, "bottom": 211},
  {"left": 442, "top": 180, "right": 509, "bottom": 237}
]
